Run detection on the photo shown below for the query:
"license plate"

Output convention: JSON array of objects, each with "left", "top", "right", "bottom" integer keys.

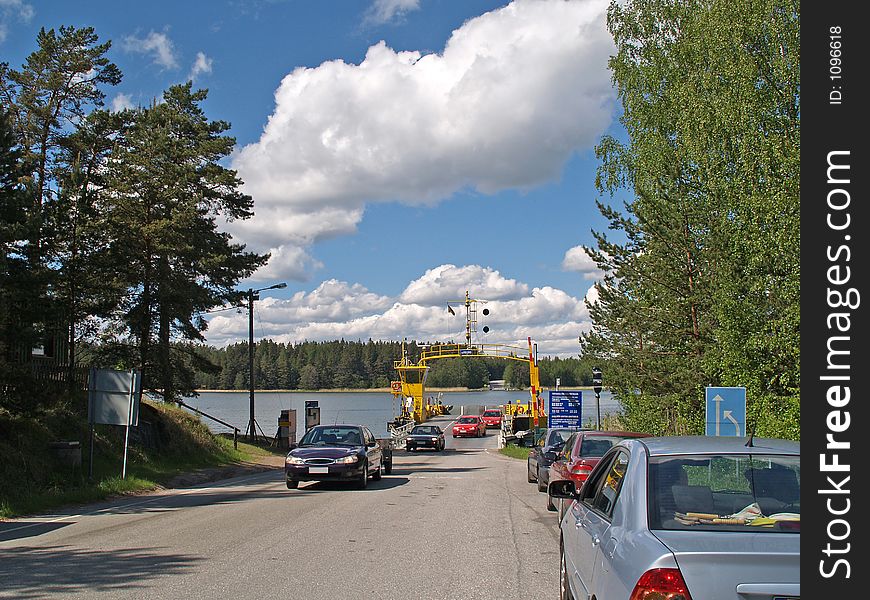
[{"left": 308, "top": 466, "right": 329, "bottom": 474}]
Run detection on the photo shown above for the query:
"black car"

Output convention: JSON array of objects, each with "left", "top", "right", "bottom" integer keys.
[
  {"left": 406, "top": 425, "right": 445, "bottom": 452},
  {"left": 526, "top": 427, "right": 580, "bottom": 492},
  {"left": 285, "top": 424, "right": 390, "bottom": 490}
]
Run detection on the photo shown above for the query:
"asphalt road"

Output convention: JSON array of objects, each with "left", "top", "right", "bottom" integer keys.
[{"left": 0, "top": 415, "right": 560, "bottom": 600}]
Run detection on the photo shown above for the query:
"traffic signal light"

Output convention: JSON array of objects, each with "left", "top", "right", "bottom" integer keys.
[{"left": 592, "top": 366, "right": 602, "bottom": 395}]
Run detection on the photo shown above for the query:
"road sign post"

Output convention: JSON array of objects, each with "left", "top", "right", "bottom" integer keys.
[{"left": 705, "top": 387, "right": 747, "bottom": 437}]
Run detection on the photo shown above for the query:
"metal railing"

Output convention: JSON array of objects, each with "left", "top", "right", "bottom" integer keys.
[
  {"left": 388, "top": 420, "right": 416, "bottom": 449},
  {"left": 177, "top": 399, "right": 240, "bottom": 449}
]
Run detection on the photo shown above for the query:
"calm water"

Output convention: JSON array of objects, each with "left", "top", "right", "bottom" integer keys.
[{"left": 178, "top": 389, "right": 619, "bottom": 440}]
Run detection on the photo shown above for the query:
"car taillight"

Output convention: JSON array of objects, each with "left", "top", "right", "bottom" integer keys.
[
  {"left": 571, "top": 464, "right": 592, "bottom": 480},
  {"left": 629, "top": 568, "right": 693, "bottom": 600}
]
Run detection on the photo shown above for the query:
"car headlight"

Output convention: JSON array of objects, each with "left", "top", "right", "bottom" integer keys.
[
  {"left": 431, "top": 437, "right": 438, "bottom": 442},
  {"left": 335, "top": 454, "right": 359, "bottom": 464},
  {"left": 286, "top": 456, "right": 305, "bottom": 465}
]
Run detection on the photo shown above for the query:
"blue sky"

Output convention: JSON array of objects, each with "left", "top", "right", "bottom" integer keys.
[{"left": 2, "top": 0, "right": 627, "bottom": 357}]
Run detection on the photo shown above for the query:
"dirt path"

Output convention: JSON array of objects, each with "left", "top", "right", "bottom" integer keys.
[{"left": 164, "top": 454, "right": 285, "bottom": 488}]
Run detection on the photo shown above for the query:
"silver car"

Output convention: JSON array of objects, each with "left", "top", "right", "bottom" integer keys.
[{"left": 549, "top": 436, "right": 799, "bottom": 600}]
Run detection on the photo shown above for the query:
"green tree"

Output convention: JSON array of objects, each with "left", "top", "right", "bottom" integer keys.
[
  {"left": 0, "top": 106, "right": 42, "bottom": 405},
  {"left": 101, "top": 84, "right": 268, "bottom": 401},
  {"left": 582, "top": 0, "right": 799, "bottom": 437}
]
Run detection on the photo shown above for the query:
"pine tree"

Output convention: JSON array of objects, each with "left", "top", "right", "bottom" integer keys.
[{"left": 101, "top": 84, "right": 268, "bottom": 400}]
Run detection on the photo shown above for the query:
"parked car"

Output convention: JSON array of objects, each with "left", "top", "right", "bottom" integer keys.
[
  {"left": 526, "top": 427, "right": 580, "bottom": 490},
  {"left": 406, "top": 424, "right": 445, "bottom": 452},
  {"left": 480, "top": 408, "right": 503, "bottom": 428},
  {"left": 547, "top": 430, "right": 651, "bottom": 514},
  {"left": 284, "top": 424, "right": 390, "bottom": 490},
  {"left": 452, "top": 415, "right": 486, "bottom": 437},
  {"left": 549, "top": 436, "right": 800, "bottom": 600}
]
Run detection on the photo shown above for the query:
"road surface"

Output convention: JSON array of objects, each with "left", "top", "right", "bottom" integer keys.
[{"left": 0, "top": 415, "right": 560, "bottom": 600}]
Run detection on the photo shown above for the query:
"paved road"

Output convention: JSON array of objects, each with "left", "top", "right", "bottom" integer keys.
[{"left": 0, "top": 415, "right": 560, "bottom": 600}]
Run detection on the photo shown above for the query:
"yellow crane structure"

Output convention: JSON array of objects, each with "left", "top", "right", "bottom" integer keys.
[{"left": 391, "top": 291, "right": 544, "bottom": 425}]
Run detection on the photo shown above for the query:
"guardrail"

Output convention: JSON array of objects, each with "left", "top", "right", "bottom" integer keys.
[
  {"left": 388, "top": 421, "right": 416, "bottom": 449},
  {"left": 177, "top": 399, "right": 240, "bottom": 449}
]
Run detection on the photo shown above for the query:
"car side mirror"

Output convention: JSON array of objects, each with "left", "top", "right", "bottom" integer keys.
[
  {"left": 367, "top": 440, "right": 377, "bottom": 448},
  {"left": 548, "top": 479, "right": 580, "bottom": 500}
]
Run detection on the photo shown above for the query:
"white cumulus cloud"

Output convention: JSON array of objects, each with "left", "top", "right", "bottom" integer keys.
[
  {"left": 188, "top": 51, "right": 213, "bottom": 81},
  {"left": 123, "top": 31, "right": 179, "bottom": 70},
  {"left": 204, "top": 264, "right": 596, "bottom": 358},
  {"left": 111, "top": 93, "right": 134, "bottom": 112},
  {"left": 562, "top": 245, "right": 605, "bottom": 280},
  {"left": 231, "top": 0, "right": 615, "bottom": 282}
]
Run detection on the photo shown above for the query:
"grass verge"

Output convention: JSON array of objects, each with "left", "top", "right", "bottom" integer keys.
[
  {"left": 0, "top": 398, "right": 282, "bottom": 520},
  {"left": 499, "top": 444, "right": 533, "bottom": 460}
]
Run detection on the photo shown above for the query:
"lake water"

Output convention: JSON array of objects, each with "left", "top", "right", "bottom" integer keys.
[{"left": 177, "top": 389, "right": 620, "bottom": 440}]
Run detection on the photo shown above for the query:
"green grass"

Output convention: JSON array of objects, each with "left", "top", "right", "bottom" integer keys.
[
  {"left": 499, "top": 444, "right": 533, "bottom": 460},
  {"left": 0, "top": 399, "right": 282, "bottom": 520}
]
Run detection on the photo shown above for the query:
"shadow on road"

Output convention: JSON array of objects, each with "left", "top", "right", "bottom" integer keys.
[
  {"left": 0, "top": 545, "right": 202, "bottom": 598},
  {"left": 293, "top": 476, "right": 410, "bottom": 492},
  {"left": 0, "top": 521, "right": 73, "bottom": 543}
]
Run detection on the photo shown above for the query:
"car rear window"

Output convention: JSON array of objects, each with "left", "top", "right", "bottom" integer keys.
[
  {"left": 483, "top": 411, "right": 501, "bottom": 417},
  {"left": 648, "top": 454, "right": 800, "bottom": 533},
  {"left": 578, "top": 436, "right": 623, "bottom": 457},
  {"left": 457, "top": 416, "right": 479, "bottom": 423}
]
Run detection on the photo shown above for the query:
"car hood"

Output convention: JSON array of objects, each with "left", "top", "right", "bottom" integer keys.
[
  {"left": 652, "top": 531, "right": 800, "bottom": 599},
  {"left": 290, "top": 446, "right": 360, "bottom": 459}
]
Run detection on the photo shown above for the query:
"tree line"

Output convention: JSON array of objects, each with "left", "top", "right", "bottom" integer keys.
[
  {"left": 1, "top": 26, "right": 266, "bottom": 412},
  {"left": 580, "top": 0, "right": 799, "bottom": 439},
  {"left": 187, "top": 338, "right": 602, "bottom": 392}
]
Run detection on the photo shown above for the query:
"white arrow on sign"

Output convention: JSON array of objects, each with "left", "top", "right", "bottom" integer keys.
[
  {"left": 723, "top": 410, "right": 740, "bottom": 436},
  {"left": 714, "top": 394, "right": 723, "bottom": 436}
]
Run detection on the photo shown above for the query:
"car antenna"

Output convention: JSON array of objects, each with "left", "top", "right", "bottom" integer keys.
[{"left": 744, "top": 421, "right": 756, "bottom": 447}]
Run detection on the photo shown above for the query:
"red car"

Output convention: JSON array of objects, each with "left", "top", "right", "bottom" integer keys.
[
  {"left": 452, "top": 415, "right": 486, "bottom": 438},
  {"left": 547, "top": 430, "right": 651, "bottom": 515},
  {"left": 480, "top": 409, "right": 503, "bottom": 428}
]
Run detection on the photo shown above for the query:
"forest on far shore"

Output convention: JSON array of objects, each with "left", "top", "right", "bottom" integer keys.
[{"left": 188, "top": 338, "right": 601, "bottom": 392}]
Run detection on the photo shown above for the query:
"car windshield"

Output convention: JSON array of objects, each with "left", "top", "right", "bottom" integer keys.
[
  {"left": 457, "top": 416, "right": 478, "bottom": 424},
  {"left": 483, "top": 411, "right": 500, "bottom": 417},
  {"left": 546, "top": 429, "right": 574, "bottom": 446},
  {"left": 578, "top": 436, "right": 626, "bottom": 457},
  {"left": 648, "top": 454, "right": 800, "bottom": 533},
  {"left": 412, "top": 426, "right": 439, "bottom": 435},
  {"left": 299, "top": 426, "right": 363, "bottom": 447}
]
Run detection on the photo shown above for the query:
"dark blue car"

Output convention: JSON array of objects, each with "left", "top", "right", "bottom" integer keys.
[{"left": 285, "top": 424, "right": 390, "bottom": 490}]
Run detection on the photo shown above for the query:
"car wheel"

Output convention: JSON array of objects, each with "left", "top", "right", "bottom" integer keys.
[
  {"left": 286, "top": 478, "right": 298, "bottom": 489},
  {"left": 527, "top": 459, "right": 537, "bottom": 483},
  {"left": 406, "top": 446, "right": 413, "bottom": 452},
  {"left": 537, "top": 469, "right": 548, "bottom": 493},
  {"left": 452, "top": 434, "right": 457, "bottom": 438},
  {"left": 547, "top": 493, "right": 557, "bottom": 511},
  {"left": 383, "top": 458, "right": 393, "bottom": 475},
  {"left": 358, "top": 462, "right": 369, "bottom": 489},
  {"left": 560, "top": 537, "right": 574, "bottom": 600}
]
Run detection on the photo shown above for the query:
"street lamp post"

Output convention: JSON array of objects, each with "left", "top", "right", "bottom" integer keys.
[{"left": 247, "top": 282, "right": 287, "bottom": 441}]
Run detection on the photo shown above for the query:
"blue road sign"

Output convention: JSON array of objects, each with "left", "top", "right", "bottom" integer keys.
[
  {"left": 705, "top": 387, "right": 747, "bottom": 437},
  {"left": 548, "top": 391, "right": 582, "bottom": 428}
]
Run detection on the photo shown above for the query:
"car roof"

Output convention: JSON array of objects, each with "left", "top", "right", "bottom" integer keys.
[
  {"left": 627, "top": 435, "right": 800, "bottom": 456},
  {"left": 579, "top": 430, "right": 650, "bottom": 438}
]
